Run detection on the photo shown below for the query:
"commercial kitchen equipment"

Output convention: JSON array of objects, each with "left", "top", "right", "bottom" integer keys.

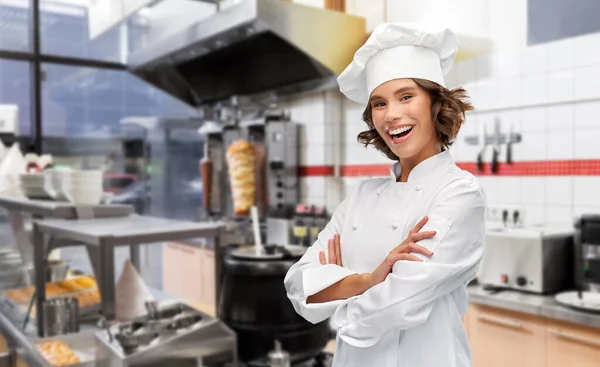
[
  {"left": 201, "top": 110, "right": 300, "bottom": 221},
  {"left": 95, "top": 301, "right": 237, "bottom": 367},
  {"left": 478, "top": 227, "right": 574, "bottom": 294},
  {"left": 218, "top": 245, "right": 330, "bottom": 365},
  {"left": 127, "top": 0, "right": 366, "bottom": 105},
  {"left": 573, "top": 215, "right": 600, "bottom": 292},
  {"left": 31, "top": 215, "right": 226, "bottom": 336}
]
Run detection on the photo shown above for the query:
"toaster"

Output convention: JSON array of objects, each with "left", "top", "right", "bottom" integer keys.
[{"left": 478, "top": 226, "right": 574, "bottom": 294}]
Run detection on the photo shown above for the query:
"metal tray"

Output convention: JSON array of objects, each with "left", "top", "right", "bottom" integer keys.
[
  {"left": 1, "top": 278, "right": 102, "bottom": 320},
  {"left": 31, "top": 330, "right": 97, "bottom": 367}
]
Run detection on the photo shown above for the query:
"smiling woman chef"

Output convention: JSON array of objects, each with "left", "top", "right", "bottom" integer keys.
[{"left": 284, "top": 23, "right": 486, "bottom": 366}]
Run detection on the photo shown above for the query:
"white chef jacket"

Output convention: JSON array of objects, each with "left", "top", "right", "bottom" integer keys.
[{"left": 284, "top": 150, "right": 486, "bottom": 367}]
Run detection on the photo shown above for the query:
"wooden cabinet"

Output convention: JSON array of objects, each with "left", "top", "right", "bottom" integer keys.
[
  {"left": 462, "top": 306, "right": 471, "bottom": 339},
  {"left": 469, "top": 304, "right": 546, "bottom": 367},
  {"left": 0, "top": 332, "right": 7, "bottom": 353},
  {"left": 546, "top": 320, "right": 600, "bottom": 367},
  {"left": 162, "top": 242, "right": 216, "bottom": 307}
]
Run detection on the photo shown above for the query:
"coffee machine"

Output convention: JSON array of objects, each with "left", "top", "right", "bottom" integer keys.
[
  {"left": 554, "top": 215, "right": 600, "bottom": 312},
  {"left": 574, "top": 215, "right": 600, "bottom": 292}
]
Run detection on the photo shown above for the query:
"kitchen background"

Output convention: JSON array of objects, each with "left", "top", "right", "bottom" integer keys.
[
  {"left": 289, "top": 0, "right": 600, "bottom": 230},
  {"left": 0, "top": 1, "right": 598, "bottom": 366}
]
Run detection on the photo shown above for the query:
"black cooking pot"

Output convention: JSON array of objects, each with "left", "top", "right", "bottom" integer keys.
[{"left": 218, "top": 245, "right": 331, "bottom": 364}]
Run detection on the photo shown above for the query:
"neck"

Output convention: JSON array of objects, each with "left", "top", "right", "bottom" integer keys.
[{"left": 397, "top": 141, "right": 442, "bottom": 182}]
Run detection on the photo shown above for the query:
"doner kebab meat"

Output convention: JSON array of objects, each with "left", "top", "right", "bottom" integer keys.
[{"left": 226, "top": 140, "right": 256, "bottom": 216}]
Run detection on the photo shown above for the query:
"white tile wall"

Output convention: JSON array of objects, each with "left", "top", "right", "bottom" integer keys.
[
  {"left": 497, "top": 77, "right": 522, "bottom": 108},
  {"left": 523, "top": 205, "right": 546, "bottom": 226},
  {"left": 574, "top": 101, "right": 600, "bottom": 128},
  {"left": 521, "top": 107, "right": 547, "bottom": 132},
  {"left": 574, "top": 33, "right": 600, "bottom": 68},
  {"left": 522, "top": 74, "right": 547, "bottom": 105},
  {"left": 574, "top": 65, "right": 600, "bottom": 99},
  {"left": 521, "top": 178, "right": 546, "bottom": 205},
  {"left": 545, "top": 177, "right": 573, "bottom": 206},
  {"left": 522, "top": 44, "right": 546, "bottom": 75},
  {"left": 497, "top": 50, "right": 522, "bottom": 77},
  {"left": 547, "top": 70, "right": 574, "bottom": 103},
  {"left": 574, "top": 129, "right": 600, "bottom": 159},
  {"left": 521, "top": 131, "right": 547, "bottom": 161},
  {"left": 546, "top": 205, "right": 574, "bottom": 225},
  {"left": 547, "top": 104, "right": 574, "bottom": 131},
  {"left": 573, "top": 177, "right": 600, "bottom": 207},
  {"left": 546, "top": 39, "right": 575, "bottom": 72}
]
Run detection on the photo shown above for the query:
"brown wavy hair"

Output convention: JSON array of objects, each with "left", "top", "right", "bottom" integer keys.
[{"left": 357, "top": 78, "right": 474, "bottom": 161}]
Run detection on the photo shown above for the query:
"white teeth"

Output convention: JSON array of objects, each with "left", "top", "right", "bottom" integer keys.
[{"left": 388, "top": 126, "right": 413, "bottom": 135}]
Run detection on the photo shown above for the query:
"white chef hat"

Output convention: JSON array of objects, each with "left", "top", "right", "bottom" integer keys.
[{"left": 337, "top": 22, "right": 458, "bottom": 105}]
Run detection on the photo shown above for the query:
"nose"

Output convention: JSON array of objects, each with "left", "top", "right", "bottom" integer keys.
[{"left": 384, "top": 101, "right": 405, "bottom": 123}]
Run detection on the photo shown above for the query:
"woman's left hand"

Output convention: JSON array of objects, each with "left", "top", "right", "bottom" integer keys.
[{"left": 319, "top": 234, "right": 342, "bottom": 266}]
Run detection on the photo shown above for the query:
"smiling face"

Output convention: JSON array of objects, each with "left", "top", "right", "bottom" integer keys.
[{"left": 368, "top": 78, "right": 440, "bottom": 160}]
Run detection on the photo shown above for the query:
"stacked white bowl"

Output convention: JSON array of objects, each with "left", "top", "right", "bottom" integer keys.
[{"left": 19, "top": 173, "right": 52, "bottom": 199}]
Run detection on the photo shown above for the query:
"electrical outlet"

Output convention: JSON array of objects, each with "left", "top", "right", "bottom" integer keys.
[{"left": 486, "top": 205, "right": 525, "bottom": 227}]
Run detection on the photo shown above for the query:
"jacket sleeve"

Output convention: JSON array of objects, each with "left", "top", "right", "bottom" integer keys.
[
  {"left": 330, "top": 176, "right": 486, "bottom": 347},
  {"left": 284, "top": 185, "right": 362, "bottom": 324}
]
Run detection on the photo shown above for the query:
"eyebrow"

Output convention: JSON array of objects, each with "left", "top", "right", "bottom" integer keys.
[{"left": 369, "top": 86, "right": 418, "bottom": 103}]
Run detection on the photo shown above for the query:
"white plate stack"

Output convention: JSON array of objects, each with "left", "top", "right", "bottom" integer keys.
[{"left": 19, "top": 173, "right": 52, "bottom": 199}]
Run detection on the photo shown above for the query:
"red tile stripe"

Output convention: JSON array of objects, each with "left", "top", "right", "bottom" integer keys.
[
  {"left": 299, "top": 160, "right": 600, "bottom": 177},
  {"left": 299, "top": 165, "right": 335, "bottom": 177}
]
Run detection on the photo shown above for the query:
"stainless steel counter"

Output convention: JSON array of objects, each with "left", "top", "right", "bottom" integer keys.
[
  {"left": 32, "top": 216, "right": 226, "bottom": 335},
  {"left": 0, "top": 197, "right": 132, "bottom": 219},
  {"left": 467, "top": 284, "right": 600, "bottom": 328}
]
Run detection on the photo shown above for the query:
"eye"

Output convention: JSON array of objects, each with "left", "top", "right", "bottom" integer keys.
[
  {"left": 372, "top": 101, "right": 386, "bottom": 108},
  {"left": 400, "top": 95, "right": 413, "bottom": 101}
]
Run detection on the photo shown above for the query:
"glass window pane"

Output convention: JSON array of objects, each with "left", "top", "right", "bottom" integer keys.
[
  {"left": 40, "top": 0, "right": 123, "bottom": 61},
  {"left": 0, "top": 59, "right": 31, "bottom": 136},
  {"left": 0, "top": 0, "right": 31, "bottom": 52},
  {"left": 41, "top": 63, "right": 201, "bottom": 212}
]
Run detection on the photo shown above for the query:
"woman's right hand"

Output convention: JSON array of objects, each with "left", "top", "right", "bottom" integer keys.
[{"left": 368, "top": 216, "right": 436, "bottom": 287}]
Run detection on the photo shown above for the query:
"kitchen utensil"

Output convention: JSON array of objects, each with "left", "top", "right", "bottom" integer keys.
[
  {"left": 491, "top": 118, "right": 501, "bottom": 174},
  {"left": 268, "top": 340, "right": 291, "bottom": 367},
  {"left": 200, "top": 141, "right": 213, "bottom": 213},
  {"left": 506, "top": 123, "right": 513, "bottom": 164},
  {"left": 46, "top": 259, "right": 69, "bottom": 282},
  {"left": 251, "top": 205, "right": 263, "bottom": 254},
  {"left": 476, "top": 121, "right": 486, "bottom": 172},
  {"left": 42, "top": 297, "right": 80, "bottom": 337}
]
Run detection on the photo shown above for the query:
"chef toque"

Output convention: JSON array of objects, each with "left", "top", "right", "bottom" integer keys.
[{"left": 337, "top": 22, "right": 458, "bottom": 105}]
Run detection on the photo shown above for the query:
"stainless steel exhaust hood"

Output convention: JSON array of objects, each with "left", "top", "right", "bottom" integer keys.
[{"left": 127, "top": 0, "right": 366, "bottom": 106}]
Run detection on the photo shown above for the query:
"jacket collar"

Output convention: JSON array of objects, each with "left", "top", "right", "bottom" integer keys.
[{"left": 389, "top": 150, "right": 454, "bottom": 188}]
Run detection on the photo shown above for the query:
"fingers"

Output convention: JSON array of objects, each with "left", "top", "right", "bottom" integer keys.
[
  {"left": 334, "top": 234, "right": 343, "bottom": 266},
  {"left": 388, "top": 252, "right": 423, "bottom": 263},
  {"left": 328, "top": 238, "right": 337, "bottom": 265},
  {"left": 398, "top": 253, "right": 424, "bottom": 262},
  {"left": 319, "top": 251, "right": 326, "bottom": 265},
  {"left": 405, "top": 242, "right": 434, "bottom": 257},
  {"left": 410, "top": 230, "right": 437, "bottom": 242},
  {"left": 409, "top": 216, "right": 429, "bottom": 234},
  {"left": 390, "top": 240, "right": 434, "bottom": 257}
]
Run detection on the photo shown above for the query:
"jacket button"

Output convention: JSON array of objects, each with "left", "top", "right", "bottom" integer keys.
[
  {"left": 352, "top": 223, "right": 358, "bottom": 230},
  {"left": 392, "top": 222, "right": 398, "bottom": 230},
  {"left": 415, "top": 186, "right": 422, "bottom": 191}
]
